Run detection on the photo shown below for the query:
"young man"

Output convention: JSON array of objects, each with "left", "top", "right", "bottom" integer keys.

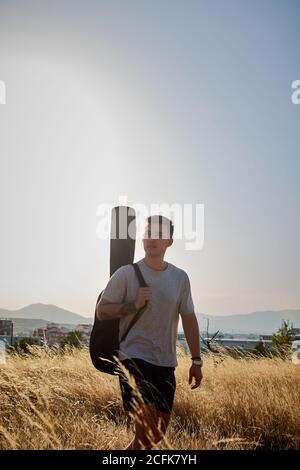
[{"left": 97, "top": 215, "right": 202, "bottom": 450}]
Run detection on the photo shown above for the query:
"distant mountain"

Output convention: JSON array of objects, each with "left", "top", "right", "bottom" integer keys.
[
  {"left": 0, "top": 303, "right": 93, "bottom": 326},
  {"left": 1, "top": 304, "right": 300, "bottom": 336},
  {"left": 195, "top": 310, "right": 300, "bottom": 335}
]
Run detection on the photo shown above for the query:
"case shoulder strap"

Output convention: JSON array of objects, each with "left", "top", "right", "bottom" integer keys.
[
  {"left": 132, "top": 262, "right": 147, "bottom": 287},
  {"left": 120, "top": 263, "right": 148, "bottom": 343}
]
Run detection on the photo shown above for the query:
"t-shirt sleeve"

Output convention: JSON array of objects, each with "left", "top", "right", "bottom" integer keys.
[
  {"left": 179, "top": 273, "right": 195, "bottom": 316},
  {"left": 100, "top": 266, "right": 127, "bottom": 304}
]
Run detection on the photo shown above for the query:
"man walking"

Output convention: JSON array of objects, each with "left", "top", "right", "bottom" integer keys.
[{"left": 97, "top": 215, "right": 202, "bottom": 450}]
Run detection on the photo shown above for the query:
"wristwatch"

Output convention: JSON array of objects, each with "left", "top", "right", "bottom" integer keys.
[{"left": 191, "top": 356, "right": 203, "bottom": 367}]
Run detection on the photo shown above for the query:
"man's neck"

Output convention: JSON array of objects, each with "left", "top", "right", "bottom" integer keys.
[{"left": 143, "top": 256, "right": 168, "bottom": 271}]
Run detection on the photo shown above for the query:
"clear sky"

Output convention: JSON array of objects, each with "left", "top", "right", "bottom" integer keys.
[{"left": 0, "top": 0, "right": 299, "bottom": 317}]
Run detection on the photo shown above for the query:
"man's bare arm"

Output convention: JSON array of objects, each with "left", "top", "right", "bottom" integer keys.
[
  {"left": 181, "top": 312, "right": 201, "bottom": 357},
  {"left": 96, "top": 287, "right": 150, "bottom": 320},
  {"left": 96, "top": 298, "right": 136, "bottom": 320},
  {"left": 181, "top": 312, "right": 203, "bottom": 389}
]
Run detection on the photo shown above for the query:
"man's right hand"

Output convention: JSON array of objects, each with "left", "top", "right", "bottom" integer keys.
[
  {"left": 134, "top": 287, "right": 150, "bottom": 310},
  {"left": 98, "top": 287, "right": 151, "bottom": 320}
]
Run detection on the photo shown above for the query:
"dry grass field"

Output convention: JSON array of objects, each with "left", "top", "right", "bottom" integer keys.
[{"left": 0, "top": 347, "right": 299, "bottom": 450}]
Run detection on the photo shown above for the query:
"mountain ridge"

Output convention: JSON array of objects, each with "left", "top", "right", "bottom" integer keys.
[{"left": 1, "top": 304, "right": 300, "bottom": 335}]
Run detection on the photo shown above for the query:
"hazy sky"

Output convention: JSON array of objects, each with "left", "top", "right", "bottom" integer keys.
[{"left": 0, "top": 0, "right": 299, "bottom": 317}]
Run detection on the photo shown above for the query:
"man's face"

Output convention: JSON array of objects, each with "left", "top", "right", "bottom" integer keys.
[{"left": 142, "top": 222, "right": 173, "bottom": 257}]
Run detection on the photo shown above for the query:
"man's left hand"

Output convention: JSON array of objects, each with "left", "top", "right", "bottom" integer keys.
[{"left": 189, "top": 364, "right": 203, "bottom": 390}]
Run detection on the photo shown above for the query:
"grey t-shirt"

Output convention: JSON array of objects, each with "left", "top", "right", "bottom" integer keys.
[{"left": 100, "top": 259, "right": 195, "bottom": 367}]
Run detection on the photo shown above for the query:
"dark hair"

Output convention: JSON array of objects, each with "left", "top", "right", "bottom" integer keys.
[{"left": 146, "top": 215, "right": 174, "bottom": 238}]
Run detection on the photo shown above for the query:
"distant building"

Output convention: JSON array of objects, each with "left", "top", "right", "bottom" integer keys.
[
  {"left": 70, "top": 324, "right": 92, "bottom": 345},
  {"left": 47, "top": 323, "right": 69, "bottom": 346},
  {"left": 33, "top": 327, "right": 47, "bottom": 338},
  {"left": 33, "top": 327, "right": 47, "bottom": 345},
  {"left": 0, "top": 319, "right": 13, "bottom": 336},
  {"left": 75, "top": 324, "right": 92, "bottom": 338},
  {"left": 32, "top": 323, "right": 93, "bottom": 347},
  {"left": 33, "top": 323, "right": 69, "bottom": 347},
  {"left": 0, "top": 319, "right": 13, "bottom": 345},
  {"left": 76, "top": 324, "right": 92, "bottom": 335}
]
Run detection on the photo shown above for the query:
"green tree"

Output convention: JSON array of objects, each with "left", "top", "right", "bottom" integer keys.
[
  {"left": 271, "top": 320, "right": 293, "bottom": 357},
  {"left": 60, "top": 330, "right": 84, "bottom": 349},
  {"left": 252, "top": 337, "right": 270, "bottom": 357}
]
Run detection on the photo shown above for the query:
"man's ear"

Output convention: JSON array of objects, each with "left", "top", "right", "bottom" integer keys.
[{"left": 168, "top": 239, "right": 173, "bottom": 247}]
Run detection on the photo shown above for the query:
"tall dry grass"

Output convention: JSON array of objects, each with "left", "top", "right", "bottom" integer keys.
[{"left": 0, "top": 346, "right": 299, "bottom": 450}]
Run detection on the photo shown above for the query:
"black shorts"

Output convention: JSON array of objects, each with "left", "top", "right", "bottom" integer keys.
[{"left": 118, "top": 358, "right": 176, "bottom": 415}]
